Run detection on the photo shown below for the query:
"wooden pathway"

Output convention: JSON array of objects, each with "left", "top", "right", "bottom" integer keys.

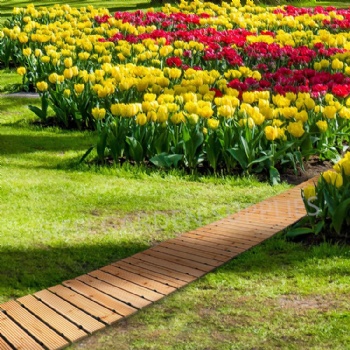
[{"left": 0, "top": 177, "right": 317, "bottom": 350}]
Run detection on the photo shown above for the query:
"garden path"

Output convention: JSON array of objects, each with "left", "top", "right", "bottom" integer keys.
[{"left": 0, "top": 176, "right": 318, "bottom": 350}]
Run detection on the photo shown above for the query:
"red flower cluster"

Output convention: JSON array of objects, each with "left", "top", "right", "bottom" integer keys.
[
  {"left": 96, "top": 10, "right": 204, "bottom": 28},
  {"left": 228, "top": 67, "right": 350, "bottom": 98},
  {"left": 273, "top": 5, "right": 350, "bottom": 31}
]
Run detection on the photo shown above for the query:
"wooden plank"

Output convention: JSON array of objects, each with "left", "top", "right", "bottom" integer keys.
[
  {"left": 205, "top": 220, "right": 280, "bottom": 231},
  {"left": 123, "top": 256, "right": 198, "bottom": 282},
  {"left": 0, "top": 311, "right": 44, "bottom": 350},
  {"left": 74, "top": 275, "right": 151, "bottom": 309},
  {"left": 48, "top": 285, "right": 122, "bottom": 325},
  {"left": 184, "top": 231, "right": 254, "bottom": 249},
  {"left": 166, "top": 237, "right": 237, "bottom": 257},
  {"left": 174, "top": 235, "right": 245, "bottom": 254},
  {"left": 191, "top": 228, "right": 267, "bottom": 244},
  {"left": 0, "top": 300, "right": 68, "bottom": 350},
  {"left": 114, "top": 260, "right": 187, "bottom": 289},
  {"left": 143, "top": 249, "right": 215, "bottom": 272},
  {"left": 151, "top": 245, "right": 223, "bottom": 267},
  {"left": 17, "top": 295, "right": 87, "bottom": 343},
  {"left": 0, "top": 336, "right": 13, "bottom": 350},
  {"left": 34, "top": 290, "right": 105, "bottom": 334},
  {"left": 218, "top": 218, "right": 288, "bottom": 231},
  {"left": 157, "top": 241, "right": 228, "bottom": 262},
  {"left": 228, "top": 212, "right": 301, "bottom": 223},
  {"left": 209, "top": 219, "right": 284, "bottom": 232},
  {"left": 100, "top": 264, "right": 176, "bottom": 295},
  {"left": 89, "top": 270, "right": 164, "bottom": 302},
  {"left": 136, "top": 251, "right": 209, "bottom": 276},
  {"left": 195, "top": 228, "right": 273, "bottom": 243}
]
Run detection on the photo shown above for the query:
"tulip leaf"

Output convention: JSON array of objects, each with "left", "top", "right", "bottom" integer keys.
[
  {"left": 333, "top": 199, "right": 350, "bottom": 234},
  {"left": 227, "top": 148, "right": 248, "bottom": 170},
  {"left": 28, "top": 105, "right": 46, "bottom": 120},
  {"left": 286, "top": 227, "right": 314, "bottom": 238},
  {"left": 126, "top": 136, "right": 144, "bottom": 163},
  {"left": 269, "top": 166, "right": 280, "bottom": 186},
  {"left": 150, "top": 153, "right": 183, "bottom": 168},
  {"left": 96, "top": 129, "right": 108, "bottom": 162}
]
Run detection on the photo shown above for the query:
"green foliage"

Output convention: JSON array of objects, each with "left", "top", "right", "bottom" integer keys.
[{"left": 288, "top": 152, "right": 350, "bottom": 239}]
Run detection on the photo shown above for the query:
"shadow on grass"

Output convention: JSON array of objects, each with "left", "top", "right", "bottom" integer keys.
[
  {"left": 0, "top": 133, "right": 95, "bottom": 155},
  {"left": 0, "top": 241, "right": 149, "bottom": 300}
]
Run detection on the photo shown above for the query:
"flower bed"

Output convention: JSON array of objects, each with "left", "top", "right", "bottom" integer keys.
[{"left": 0, "top": 1, "right": 349, "bottom": 179}]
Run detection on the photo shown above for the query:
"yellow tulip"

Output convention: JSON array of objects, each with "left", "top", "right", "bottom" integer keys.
[
  {"left": 36, "top": 81, "right": 48, "bottom": 92},
  {"left": 74, "top": 84, "right": 84, "bottom": 94},
  {"left": 136, "top": 113, "right": 147, "bottom": 126},
  {"left": 322, "top": 170, "right": 343, "bottom": 188},
  {"left": 287, "top": 121, "right": 305, "bottom": 138},
  {"left": 64, "top": 57, "right": 73, "bottom": 68},
  {"left": 23, "top": 47, "right": 32, "bottom": 56},
  {"left": 17, "top": 67, "right": 26, "bottom": 76},
  {"left": 170, "top": 112, "right": 185, "bottom": 125},
  {"left": 323, "top": 105, "right": 337, "bottom": 119},
  {"left": 303, "top": 185, "right": 316, "bottom": 201},
  {"left": 316, "top": 120, "right": 328, "bottom": 133},
  {"left": 63, "top": 68, "right": 74, "bottom": 79},
  {"left": 207, "top": 118, "right": 219, "bottom": 130},
  {"left": 264, "top": 125, "right": 279, "bottom": 141},
  {"left": 63, "top": 89, "right": 71, "bottom": 98},
  {"left": 91, "top": 107, "right": 106, "bottom": 120}
]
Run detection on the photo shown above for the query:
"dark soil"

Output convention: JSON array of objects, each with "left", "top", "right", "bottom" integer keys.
[{"left": 280, "top": 155, "right": 332, "bottom": 185}]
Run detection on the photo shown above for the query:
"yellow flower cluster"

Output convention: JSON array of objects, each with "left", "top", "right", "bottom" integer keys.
[{"left": 333, "top": 152, "right": 350, "bottom": 176}]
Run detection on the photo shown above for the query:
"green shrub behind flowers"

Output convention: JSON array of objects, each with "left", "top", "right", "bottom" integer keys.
[{"left": 289, "top": 152, "right": 350, "bottom": 240}]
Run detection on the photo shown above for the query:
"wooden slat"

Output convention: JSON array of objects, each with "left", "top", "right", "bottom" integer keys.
[
  {"left": 193, "top": 227, "right": 271, "bottom": 245},
  {"left": 142, "top": 249, "right": 214, "bottom": 272},
  {"left": 166, "top": 237, "right": 238, "bottom": 257},
  {"left": 0, "top": 311, "right": 44, "bottom": 350},
  {"left": 151, "top": 244, "right": 223, "bottom": 267},
  {"left": 18, "top": 295, "right": 87, "bottom": 343},
  {"left": 100, "top": 264, "right": 176, "bottom": 295},
  {"left": 217, "top": 216, "right": 287, "bottom": 227},
  {"left": 133, "top": 252, "right": 207, "bottom": 277},
  {"left": 48, "top": 285, "right": 121, "bottom": 325},
  {"left": 0, "top": 301, "right": 68, "bottom": 350},
  {"left": 114, "top": 260, "right": 187, "bottom": 289},
  {"left": 73, "top": 275, "right": 150, "bottom": 309},
  {"left": 173, "top": 235, "right": 245, "bottom": 255},
  {"left": 209, "top": 219, "right": 283, "bottom": 232},
  {"left": 0, "top": 336, "right": 13, "bottom": 350},
  {"left": 183, "top": 231, "right": 254, "bottom": 250},
  {"left": 217, "top": 219, "right": 288, "bottom": 232},
  {"left": 157, "top": 241, "right": 228, "bottom": 262},
  {"left": 89, "top": 270, "right": 163, "bottom": 302},
  {"left": 191, "top": 226, "right": 276, "bottom": 244},
  {"left": 34, "top": 290, "right": 105, "bottom": 334},
  {"left": 123, "top": 256, "right": 196, "bottom": 283}
]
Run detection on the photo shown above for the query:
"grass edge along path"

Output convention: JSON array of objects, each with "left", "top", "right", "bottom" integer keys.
[{"left": 0, "top": 176, "right": 316, "bottom": 350}]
